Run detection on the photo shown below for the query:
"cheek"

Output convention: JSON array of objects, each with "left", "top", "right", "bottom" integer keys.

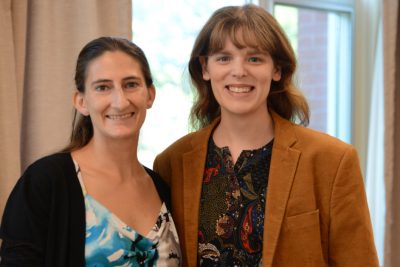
[
  {"left": 210, "top": 84, "right": 223, "bottom": 103},
  {"left": 202, "top": 63, "right": 224, "bottom": 81},
  {"left": 85, "top": 97, "right": 108, "bottom": 114},
  {"left": 132, "top": 93, "right": 153, "bottom": 108}
]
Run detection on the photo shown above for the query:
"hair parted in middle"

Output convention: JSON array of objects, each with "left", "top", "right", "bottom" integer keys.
[
  {"left": 188, "top": 4, "right": 309, "bottom": 129},
  {"left": 62, "top": 36, "right": 154, "bottom": 152}
]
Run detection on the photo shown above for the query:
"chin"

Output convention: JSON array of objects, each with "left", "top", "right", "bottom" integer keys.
[{"left": 107, "top": 131, "right": 139, "bottom": 140}]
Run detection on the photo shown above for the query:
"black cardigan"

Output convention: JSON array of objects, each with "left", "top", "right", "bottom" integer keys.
[{"left": 0, "top": 153, "right": 171, "bottom": 267}]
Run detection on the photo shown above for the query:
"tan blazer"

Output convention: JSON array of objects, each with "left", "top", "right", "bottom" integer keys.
[{"left": 153, "top": 113, "right": 378, "bottom": 267}]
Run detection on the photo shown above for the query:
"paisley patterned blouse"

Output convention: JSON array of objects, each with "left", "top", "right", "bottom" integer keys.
[
  {"left": 198, "top": 138, "right": 273, "bottom": 266},
  {"left": 74, "top": 161, "right": 181, "bottom": 266}
]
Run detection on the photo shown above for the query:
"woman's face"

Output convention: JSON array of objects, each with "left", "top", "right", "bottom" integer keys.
[
  {"left": 74, "top": 51, "right": 155, "bottom": 142},
  {"left": 201, "top": 37, "right": 281, "bottom": 119}
]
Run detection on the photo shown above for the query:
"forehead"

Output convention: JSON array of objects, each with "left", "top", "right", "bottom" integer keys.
[
  {"left": 208, "top": 27, "right": 266, "bottom": 54},
  {"left": 86, "top": 51, "right": 144, "bottom": 79},
  {"left": 215, "top": 37, "right": 267, "bottom": 56}
]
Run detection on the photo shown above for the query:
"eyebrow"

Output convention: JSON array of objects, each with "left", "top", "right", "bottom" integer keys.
[
  {"left": 213, "top": 47, "right": 264, "bottom": 55},
  {"left": 91, "top": 79, "right": 111, "bottom": 86},
  {"left": 242, "top": 48, "right": 266, "bottom": 56},
  {"left": 247, "top": 50, "right": 264, "bottom": 55},
  {"left": 90, "top": 76, "right": 141, "bottom": 86}
]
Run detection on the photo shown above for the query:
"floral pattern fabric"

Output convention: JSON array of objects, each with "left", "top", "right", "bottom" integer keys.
[
  {"left": 198, "top": 138, "right": 273, "bottom": 266},
  {"left": 74, "top": 162, "right": 181, "bottom": 267}
]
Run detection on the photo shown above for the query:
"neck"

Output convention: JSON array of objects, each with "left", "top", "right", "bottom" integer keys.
[
  {"left": 213, "top": 110, "right": 274, "bottom": 162},
  {"left": 74, "top": 135, "right": 144, "bottom": 182}
]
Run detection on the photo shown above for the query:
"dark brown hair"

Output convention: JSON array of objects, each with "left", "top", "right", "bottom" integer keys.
[
  {"left": 62, "top": 37, "right": 154, "bottom": 152},
  {"left": 189, "top": 4, "right": 309, "bottom": 129}
]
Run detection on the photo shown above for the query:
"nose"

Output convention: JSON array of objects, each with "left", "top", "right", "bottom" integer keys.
[
  {"left": 231, "top": 59, "right": 247, "bottom": 78},
  {"left": 111, "top": 88, "right": 130, "bottom": 110}
]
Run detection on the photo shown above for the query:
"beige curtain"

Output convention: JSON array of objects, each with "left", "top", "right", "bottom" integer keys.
[
  {"left": 383, "top": 0, "right": 400, "bottom": 266},
  {"left": 0, "top": 0, "right": 26, "bottom": 224},
  {"left": 0, "top": 0, "right": 132, "bottom": 220}
]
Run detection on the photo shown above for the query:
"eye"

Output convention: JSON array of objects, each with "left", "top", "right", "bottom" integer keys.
[
  {"left": 248, "top": 57, "right": 261, "bottom": 63},
  {"left": 125, "top": 81, "right": 140, "bottom": 89},
  {"left": 216, "top": 56, "right": 231, "bottom": 63},
  {"left": 94, "top": 85, "right": 109, "bottom": 92}
]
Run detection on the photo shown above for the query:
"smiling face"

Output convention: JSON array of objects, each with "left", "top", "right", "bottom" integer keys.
[
  {"left": 201, "top": 37, "right": 281, "bottom": 120},
  {"left": 74, "top": 51, "right": 155, "bottom": 142}
]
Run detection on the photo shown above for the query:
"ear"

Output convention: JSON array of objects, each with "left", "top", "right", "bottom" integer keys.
[
  {"left": 199, "top": 56, "right": 210, "bottom": 81},
  {"left": 272, "top": 66, "right": 282, "bottom": 82},
  {"left": 146, "top": 85, "right": 156, "bottom": 109},
  {"left": 73, "top": 91, "right": 90, "bottom": 116}
]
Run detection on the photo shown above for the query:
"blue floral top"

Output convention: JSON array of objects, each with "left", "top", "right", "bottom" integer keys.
[{"left": 74, "top": 161, "right": 181, "bottom": 266}]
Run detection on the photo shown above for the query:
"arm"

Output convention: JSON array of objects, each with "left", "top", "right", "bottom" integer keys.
[
  {"left": 0, "top": 166, "right": 50, "bottom": 266},
  {"left": 328, "top": 147, "right": 379, "bottom": 266}
]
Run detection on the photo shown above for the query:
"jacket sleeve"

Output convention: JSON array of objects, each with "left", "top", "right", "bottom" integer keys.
[
  {"left": 328, "top": 146, "right": 379, "bottom": 266},
  {"left": 0, "top": 165, "right": 51, "bottom": 266}
]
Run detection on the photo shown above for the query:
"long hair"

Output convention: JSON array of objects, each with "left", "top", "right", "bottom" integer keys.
[
  {"left": 189, "top": 4, "right": 309, "bottom": 129},
  {"left": 61, "top": 37, "right": 154, "bottom": 152}
]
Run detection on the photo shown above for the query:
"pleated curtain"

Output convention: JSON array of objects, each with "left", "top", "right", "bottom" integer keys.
[{"left": 0, "top": 0, "right": 132, "bottom": 220}]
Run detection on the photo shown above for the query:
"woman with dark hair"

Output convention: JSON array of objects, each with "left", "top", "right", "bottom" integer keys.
[
  {"left": 154, "top": 4, "right": 378, "bottom": 267},
  {"left": 0, "top": 37, "right": 181, "bottom": 266}
]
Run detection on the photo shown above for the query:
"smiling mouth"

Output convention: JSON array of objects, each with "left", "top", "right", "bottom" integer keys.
[
  {"left": 106, "top": 113, "right": 134, "bottom": 120},
  {"left": 226, "top": 86, "right": 254, "bottom": 93}
]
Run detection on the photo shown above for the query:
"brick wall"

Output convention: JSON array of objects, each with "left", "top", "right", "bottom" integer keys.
[{"left": 297, "top": 9, "right": 328, "bottom": 132}]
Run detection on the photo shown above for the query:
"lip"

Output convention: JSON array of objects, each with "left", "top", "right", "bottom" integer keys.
[
  {"left": 225, "top": 84, "right": 254, "bottom": 93},
  {"left": 106, "top": 112, "right": 135, "bottom": 120}
]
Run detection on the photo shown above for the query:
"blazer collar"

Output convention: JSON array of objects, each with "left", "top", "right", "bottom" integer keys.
[
  {"left": 262, "top": 112, "right": 301, "bottom": 266},
  {"left": 181, "top": 113, "right": 301, "bottom": 267}
]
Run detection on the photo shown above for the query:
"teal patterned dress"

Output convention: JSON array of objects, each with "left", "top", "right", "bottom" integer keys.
[{"left": 74, "top": 161, "right": 181, "bottom": 267}]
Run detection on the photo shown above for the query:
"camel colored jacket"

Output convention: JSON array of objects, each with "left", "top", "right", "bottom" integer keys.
[{"left": 153, "top": 113, "right": 378, "bottom": 267}]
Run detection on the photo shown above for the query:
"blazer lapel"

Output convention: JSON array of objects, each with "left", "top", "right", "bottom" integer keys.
[
  {"left": 182, "top": 120, "right": 218, "bottom": 266},
  {"left": 178, "top": 115, "right": 299, "bottom": 266},
  {"left": 262, "top": 113, "right": 301, "bottom": 267}
]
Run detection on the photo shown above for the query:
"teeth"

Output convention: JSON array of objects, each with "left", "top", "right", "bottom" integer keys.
[
  {"left": 227, "top": 86, "right": 252, "bottom": 93},
  {"left": 107, "top": 113, "right": 133, "bottom": 120}
]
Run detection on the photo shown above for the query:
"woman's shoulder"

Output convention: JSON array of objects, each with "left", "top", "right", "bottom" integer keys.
[
  {"left": 161, "top": 132, "right": 196, "bottom": 152},
  {"left": 158, "top": 124, "right": 214, "bottom": 157},
  {"left": 277, "top": 124, "right": 363, "bottom": 177},
  {"left": 21, "top": 152, "right": 75, "bottom": 186},
  {"left": 2, "top": 153, "right": 77, "bottom": 221},
  {"left": 284, "top": 124, "right": 361, "bottom": 166},
  {"left": 272, "top": 113, "right": 353, "bottom": 157},
  {"left": 292, "top": 124, "right": 352, "bottom": 151},
  {"left": 28, "top": 152, "right": 73, "bottom": 169}
]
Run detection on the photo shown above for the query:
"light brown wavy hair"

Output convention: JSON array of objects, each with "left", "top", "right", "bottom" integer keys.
[
  {"left": 62, "top": 37, "right": 154, "bottom": 152},
  {"left": 189, "top": 4, "right": 309, "bottom": 129}
]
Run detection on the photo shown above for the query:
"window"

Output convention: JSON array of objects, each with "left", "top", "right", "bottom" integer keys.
[
  {"left": 264, "top": 2, "right": 385, "bottom": 264},
  {"left": 133, "top": 0, "right": 354, "bottom": 166},
  {"left": 267, "top": 0, "right": 353, "bottom": 142},
  {"left": 132, "top": 0, "right": 249, "bottom": 167},
  {"left": 133, "top": 1, "right": 354, "bottom": 168}
]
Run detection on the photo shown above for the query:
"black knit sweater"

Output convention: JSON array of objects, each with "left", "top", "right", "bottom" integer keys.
[{"left": 0, "top": 153, "right": 170, "bottom": 267}]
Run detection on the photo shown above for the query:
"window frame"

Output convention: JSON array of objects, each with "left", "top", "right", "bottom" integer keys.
[
  {"left": 258, "top": 0, "right": 355, "bottom": 144},
  {"left": 259, "top": 0, "right": 354, "bottom": 13}
]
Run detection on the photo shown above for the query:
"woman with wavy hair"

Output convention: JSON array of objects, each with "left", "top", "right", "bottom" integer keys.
[{"left": 154, "top": 4, "right": 377, "bottom": 267}]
